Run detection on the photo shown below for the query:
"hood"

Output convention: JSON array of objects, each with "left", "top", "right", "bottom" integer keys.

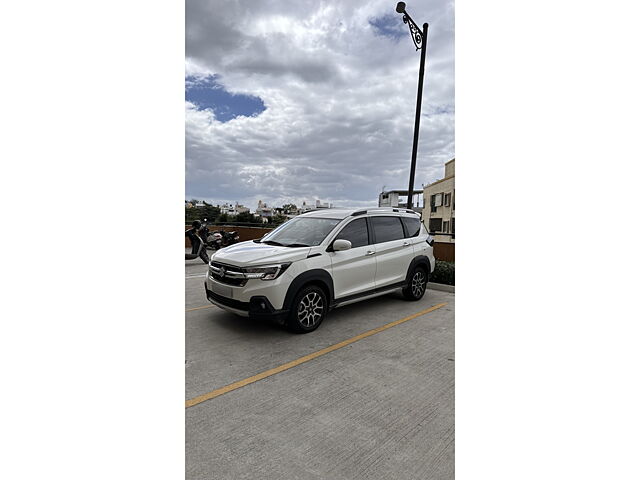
[{"left": 211, "top": 240, "right": 311, "bottom": 267}]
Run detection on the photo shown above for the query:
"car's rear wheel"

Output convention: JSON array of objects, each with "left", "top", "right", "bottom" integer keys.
[
  {"left": 403, "top": 266, "right": 428, "bottom": 301},
  {"left": 287, "top": 286, "right": 327, "bottom": 333}
]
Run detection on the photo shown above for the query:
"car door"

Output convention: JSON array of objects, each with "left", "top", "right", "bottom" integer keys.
[
  {"left": 328, "top": 217, "right": 377, "bottom": 299},
  {"left": 370, "top": 216, "right": 414, "bottom": 288}
]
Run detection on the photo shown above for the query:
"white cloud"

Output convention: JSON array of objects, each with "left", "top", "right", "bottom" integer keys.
[{"left": 186, "top": 0, "right": 454, "bottom": 209}]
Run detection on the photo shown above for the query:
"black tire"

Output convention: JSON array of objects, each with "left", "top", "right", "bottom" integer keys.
[
  {"left": 403, "top": 266, "right": 428, "bottom": 301},
  {"left": 286, "top": 285, "right": 327, "bottom": 333}
]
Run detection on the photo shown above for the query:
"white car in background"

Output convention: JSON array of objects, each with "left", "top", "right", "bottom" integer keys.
[{"left": 205, "top": 207, "right": 435, "bottom": 333}]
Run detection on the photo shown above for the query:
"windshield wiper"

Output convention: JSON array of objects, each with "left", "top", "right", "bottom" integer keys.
[
  {"left": 285, "top": 243, "right": 310, "bottom": 248},
  {"left": 261, "top": 240, "right": 285, "bottom": 246}
]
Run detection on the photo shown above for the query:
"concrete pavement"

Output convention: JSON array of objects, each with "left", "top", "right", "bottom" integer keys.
[{"left": 185, "top": 257, "right": 454, "bottom": 479}]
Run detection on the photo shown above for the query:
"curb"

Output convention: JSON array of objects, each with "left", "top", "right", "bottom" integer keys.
[{"left": 428, "top": 282, "right": 455, "bottom": 293}]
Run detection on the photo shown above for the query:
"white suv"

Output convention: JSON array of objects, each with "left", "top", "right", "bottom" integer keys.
[{"left": 204, "top": 208, "right": 436, "bottom": 333}]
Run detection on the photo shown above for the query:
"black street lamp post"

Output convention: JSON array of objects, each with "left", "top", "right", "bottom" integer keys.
[{"left": 395, "top": 2, "right": 428, "bottom": 211}]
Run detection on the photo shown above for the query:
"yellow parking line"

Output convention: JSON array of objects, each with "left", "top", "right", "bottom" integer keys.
[
  {"left": 185, "top": 304, "right": 215, "bottom": 312},
  {"left": 185, "top": 302, "right": 447, "bottom": 408}
]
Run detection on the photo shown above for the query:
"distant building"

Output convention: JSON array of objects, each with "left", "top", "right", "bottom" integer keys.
[
  {"left": 422, "top": 158, "right": 455, "bottom": 243},
  {"left": 315, "top": 199, "right": 333, "bottom": 209},
  {"left": 296, "top": 199, "right": 332, "bottom": 212},
  {"left": 221, "top": 202, "right": 249, "bottom": 216},
  {"left": 256, "top": 200, "right": 273, "bottom": 218},
  {"left": 378, "top": 189, "right": 423, "bottom": 214},
  {"left": 195, "top": 202, "right": 206, "bottom": 208},
  {"left": 299, "top": 201, "right": 313, "bottom": 213}
]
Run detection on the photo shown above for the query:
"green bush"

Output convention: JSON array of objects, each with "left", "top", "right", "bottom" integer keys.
[{"left": 430, "top": 260, "right": 455, "bottom": 286}]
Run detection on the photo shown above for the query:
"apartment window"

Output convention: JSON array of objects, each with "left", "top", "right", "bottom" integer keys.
[
  {"left": 434, "top": 193, "right": 443, "bottom": 207},
  {"left": 444, "top": 193, "right": 451, "bottom": 207},
  {"left": 429, "top": 218, "right": 442, "bottom": 232},
  {"left": 443, "top": 221, "right": 450, "bottom": 233}
]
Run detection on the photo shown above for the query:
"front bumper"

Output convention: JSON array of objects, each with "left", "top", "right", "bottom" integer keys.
[{"left": 205, "top": 283, "right": 289, "bottom": 323}]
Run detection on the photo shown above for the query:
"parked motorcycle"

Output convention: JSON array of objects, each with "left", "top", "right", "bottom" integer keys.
[
  {"left": 213, "top": 230, "right": 240, "bottom": 249},
  {"left": 204, "top": 225, "right": 240, "bottom": 250},
  {"left": 195, "top": 219, "right": 222, "bottom": 250},
  {"left": 206, "top": 230, "right": 223, "bottom": 250},
  {"left": 188, "top": 219, "right": 240, "bottom": 251},
  {"left": 197, "top": 219, "right": 215, "bottom": 249},
  {"left": 185, "top": 221, "right": 209, "bottom": 264}
]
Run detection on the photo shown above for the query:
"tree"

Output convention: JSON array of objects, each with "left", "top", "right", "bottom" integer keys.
[
  {"left": 185, "top": 201, "right": 220, "bottom": 223},
  {"left": 236, "top": 211, "right": 259, "bottom": 223},
  {"left": 201, "top": 204, "right": 220, "bottom": 220},
  {"left": 282, "top": 203, "right": 297, "bottom": 214},
  {"left": 270, "top": 214, "right": 287, "bottom": 225}
]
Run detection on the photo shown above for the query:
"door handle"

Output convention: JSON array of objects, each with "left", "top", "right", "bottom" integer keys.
[
  {"left": 365, "top": 250, "right": 375, "bottom": 256},
  {"left": 403, "top": 242, "right": 410, "bottom": 247}
]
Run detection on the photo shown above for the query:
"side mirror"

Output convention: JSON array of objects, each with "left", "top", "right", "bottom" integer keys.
[{"left": 332, "top": 239, "right": 352, "bottom": 252}]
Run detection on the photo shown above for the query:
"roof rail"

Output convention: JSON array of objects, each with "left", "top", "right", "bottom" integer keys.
[
  {"left": 351, "top": 207, "right": 420, "bottom": 216},
  {"left": 367, "top": 207, "right": 395, "bottom": 213}
]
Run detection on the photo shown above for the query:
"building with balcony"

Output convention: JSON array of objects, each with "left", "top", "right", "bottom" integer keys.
[{"left": 422, "top": 158, "right": 455, "bottom": 243}]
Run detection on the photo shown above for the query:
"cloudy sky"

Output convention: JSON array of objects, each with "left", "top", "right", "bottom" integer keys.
[{"left": 186, "top": 0, "right": 454, "bottom": 210}]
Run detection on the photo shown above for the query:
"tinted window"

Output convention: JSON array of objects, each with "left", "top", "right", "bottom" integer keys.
[
  {"left": 335, "top": 218, "right": 368, "bottom": 248},
  {"left": 261, "top": 217, "right": 340, "bottom": 246},
  {"left": 401, "top": 217, "right": 421, "bottom": 237},
  {"left": 371, "top": 216, "right": 405, "bottom": 243}
]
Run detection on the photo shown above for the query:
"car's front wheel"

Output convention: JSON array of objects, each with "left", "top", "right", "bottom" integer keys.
[
  {"left": 286, "top": 286, "right": 327, "bottom": 333},
  {"left": 403, "top": 266, "right": 428, "bottom": 301}
]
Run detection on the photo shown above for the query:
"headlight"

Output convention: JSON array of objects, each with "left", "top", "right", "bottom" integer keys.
[{"left": 244, "top": 263, "right": 291, "bottom": 281}]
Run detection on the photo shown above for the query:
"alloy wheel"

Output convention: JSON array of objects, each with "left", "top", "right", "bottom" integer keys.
[
  {"left": 297, "top": 292, "right": 324, "bottom": 327},
  {"left": 411, "top": 271, "right": 426, "bottom": 298}
]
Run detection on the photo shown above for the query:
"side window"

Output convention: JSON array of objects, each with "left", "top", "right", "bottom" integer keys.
[
  {"left": 334, "top": 218, "right": 368, "bottom": 248},
  {"left": 371, "top": 216, "right": 405, "bottom": 244},
  {"left": 401, "top": 217, "right": 421, "bottom": 238}
]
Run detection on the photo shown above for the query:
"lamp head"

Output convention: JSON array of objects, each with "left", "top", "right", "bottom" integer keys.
[{"left": 395, "top": 2, "right": 406, "bottom": 13}]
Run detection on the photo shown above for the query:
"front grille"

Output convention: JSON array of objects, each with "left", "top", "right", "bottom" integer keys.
[{"left": 209, "top": 261, "right": 247, "bottom": 286}]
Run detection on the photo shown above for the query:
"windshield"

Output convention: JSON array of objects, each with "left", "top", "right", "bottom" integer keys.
[{"left": 260, "top": 217, "right": 341, "bottom": 247}]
